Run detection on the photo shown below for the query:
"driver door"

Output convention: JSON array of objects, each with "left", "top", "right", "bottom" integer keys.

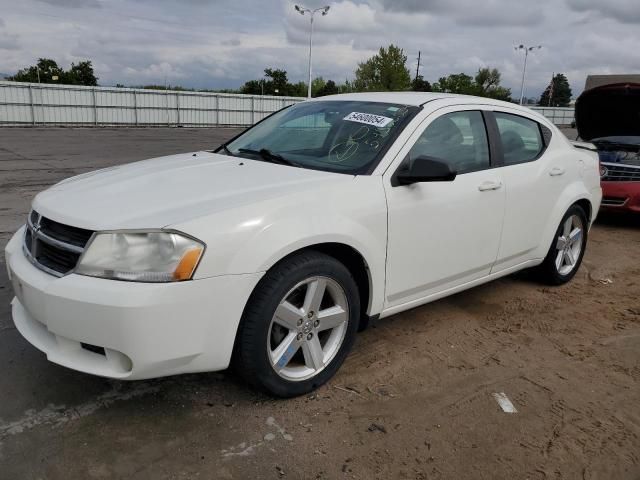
[{"left": 383, "top": 107, "right": 505, "bottom": 310}]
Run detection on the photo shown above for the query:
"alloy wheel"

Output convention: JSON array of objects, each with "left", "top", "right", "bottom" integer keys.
[
  {"left": 267, "top": 276, "right": 349, "bottom": 381},
  {"left": 555, "top": 214, "right": 584, "bottom": 276}
]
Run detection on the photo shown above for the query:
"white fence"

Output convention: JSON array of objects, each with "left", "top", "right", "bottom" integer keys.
[
  {"left": 529, "top": 106, "right": 575, "bottom": 126},
  {"left": 0, "top": 81, "right": 303, "bottom": 127},
  {"left": 0, "top": 80, "right": 575, "bottom": 127}
]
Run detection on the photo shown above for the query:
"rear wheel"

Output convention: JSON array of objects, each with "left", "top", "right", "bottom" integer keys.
[
  {"left": 537, "top": 204, "right": 588, "bottom": 285},
  {"left": 234, "top": 251, "right": 360, "bottom": 397}
]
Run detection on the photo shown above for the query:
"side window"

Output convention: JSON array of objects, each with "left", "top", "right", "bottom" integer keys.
[
  {"left": 408, "top": 111, "right": 490, "bottom": 174},
  {"left": 494, "top": 112, "right": 544, "bottom": 165}
]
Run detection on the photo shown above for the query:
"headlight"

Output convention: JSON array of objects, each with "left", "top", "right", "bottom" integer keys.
[{"left": 75, "top": 231, "right": 204, "bottom": 282}]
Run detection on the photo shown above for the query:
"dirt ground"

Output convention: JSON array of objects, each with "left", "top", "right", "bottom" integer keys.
[{"left": 0, "top": 128, "right": 639, "bottom": 480}]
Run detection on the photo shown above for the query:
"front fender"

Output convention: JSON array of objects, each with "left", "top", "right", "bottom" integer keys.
[{"left": 172, "top": 176, "right": 388, "bottom": 315}]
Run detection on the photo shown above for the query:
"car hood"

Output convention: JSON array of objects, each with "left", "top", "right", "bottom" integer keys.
[
  {"left": 33, "top": 151, "right": 351, "bottom": 230},
  {"left": 575, "top": 82, "right": 640, "bottom": 141},
  {"left": 591, "top": 136, "right": 640, "bottom": 149}
]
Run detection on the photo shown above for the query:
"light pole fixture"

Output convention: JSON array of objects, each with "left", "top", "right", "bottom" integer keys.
[
  {"left": 515, "top": 44, "right": 541, "bottom": 105},
  {"left": 295, "top": 4, "right": 330, "bottom": 99}
]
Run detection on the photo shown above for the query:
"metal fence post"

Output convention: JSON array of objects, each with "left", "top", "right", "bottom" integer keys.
[
  {"left": 28, "top": 85, "right": 35, "bottom": 125},
  {"left": 176, "top": 92, "right": 180, "bottom": 126},
  {"left": 92, "top": 87, "right": 98, "bottom": 125},
  {"left": 251, "top": 96, "right": 255, "bottom": 125},
  {"left": 214, "top": 94, "right": 219, "bottom": 126},
  {"left": 133, "top": 90, "right": 138, "bottom": 126}
]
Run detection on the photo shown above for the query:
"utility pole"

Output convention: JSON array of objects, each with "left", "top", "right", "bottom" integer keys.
[
  {"left": 415, "top": 51, "right": 421, "bottom": 82},
  {"left": 548, "top": 72, "right": 555, "bottom": 107}
]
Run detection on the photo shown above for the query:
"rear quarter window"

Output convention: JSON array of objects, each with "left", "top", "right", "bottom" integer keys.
[{"left": 494, "top": 112, "right": 545, "bottom": 165}]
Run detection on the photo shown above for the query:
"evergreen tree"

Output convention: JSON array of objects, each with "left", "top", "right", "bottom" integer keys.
[{"left": 539, "top": 74, "right": 572, "bottom": 107}]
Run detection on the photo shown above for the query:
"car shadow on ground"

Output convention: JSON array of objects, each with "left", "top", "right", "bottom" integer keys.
[{"left": 595, "top": 211, "right": 640, "bottom": 229}]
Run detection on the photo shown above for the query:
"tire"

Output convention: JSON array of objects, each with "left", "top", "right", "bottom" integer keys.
[
  {"left": 233, "top": 250, "right": 360, "bottom": 397},
  {"left": 536, "top": 204, "right": 588, "bottom": 285}
]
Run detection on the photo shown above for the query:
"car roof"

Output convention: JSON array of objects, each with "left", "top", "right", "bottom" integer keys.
[
  {"left": 310, "top": 91, "right": 516, "bottom": 108},
  {"left": 309, "top": 91, "right": 552, "bottom": 126}
]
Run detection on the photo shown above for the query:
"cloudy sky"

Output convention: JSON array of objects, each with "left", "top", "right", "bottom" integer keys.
[{"left": 0, "top": 0, "right": 639, "bottom": 98}]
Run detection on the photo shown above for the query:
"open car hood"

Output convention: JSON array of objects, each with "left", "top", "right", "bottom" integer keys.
[{"left": 575, "top": 83, "right": 640, "bottom": 141}]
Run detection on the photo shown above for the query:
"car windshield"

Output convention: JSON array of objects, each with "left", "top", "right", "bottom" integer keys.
[{"left": 221, "top": 100, "right": 419, "bottom": 174}]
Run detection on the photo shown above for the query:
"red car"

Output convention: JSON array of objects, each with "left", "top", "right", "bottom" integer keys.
[{"left": 575, "top": 82, "right": 640, "bottom": 212}]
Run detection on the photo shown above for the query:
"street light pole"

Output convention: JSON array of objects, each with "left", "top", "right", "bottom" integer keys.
[
  {"left": 515, "top": 44, "right": 541, "bottom": 105},
  {"left": 295, "top": 4, "right": 330, "bottom": 99}
]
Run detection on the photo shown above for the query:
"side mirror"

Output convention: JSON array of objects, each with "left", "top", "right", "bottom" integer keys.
[{"left": 392, "top": 156, "right": 457, "bottom": 186}]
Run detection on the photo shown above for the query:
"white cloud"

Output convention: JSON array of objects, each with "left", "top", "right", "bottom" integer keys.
[
  {"left": 0, "top": 0, "right": 638, "bottom": 98},
  {"left": 566, "top": 0, "right": 640, "bottom": 24}
]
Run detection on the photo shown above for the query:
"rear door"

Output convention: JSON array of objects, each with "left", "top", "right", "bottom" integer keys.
[{"left": 487, "top": 110, "right": 567, "bottom": 270}]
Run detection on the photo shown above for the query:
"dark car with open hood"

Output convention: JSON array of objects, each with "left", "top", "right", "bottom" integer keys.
[{"left": 575, "top": 80, "right": 640, "bottom": 212}]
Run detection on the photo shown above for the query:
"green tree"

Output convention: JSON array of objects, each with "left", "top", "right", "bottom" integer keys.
[
  {"left": 8, "top": 58, "right": 63, "bottom": 83},
  {"left": 432, "top": 73, "right": 475, "bottom": 94},
  {"left": 240, "top": 79, "right": 263, "bottom": 95},
  {"left": 311, "top": 77, "right": 326, "bottom": 97},
  {"left": 539, "top": 73, "right": 572, "bottom": 107},
  {"left": 240, "top": 68, "right": 344, "bottom": 98},
  {"left": 338, "top": 80, "right": 355, "bottom": 93},
  {"left": 411, "top": 75, "right": 431, "bottom": 92},
  {"left": 318, "top": 79, "right": 339, "bottom": 96},
  {"left": 241, "top": 68, "right": 291, "bottom": 95},
  {"left": 354, "top": 44, "right": 411, "bottom": 91},
  {"left": 432, "top": 68, "right": 511, "bottom": 101},
  {"left": 474, "top": 67, "right": 511, "bottom": 101},
  {"left": 264, "top": 68, "right": 289, "bottom": 95},
  {"left": 290, "top": 81, "right": 308, "bottom": 97},
  {"left": 63, "top": 60, "right": 98, "bottom": 86},
  {"left": 140, "top": 85, "right": 187, "bottom": 91},
  {"left": 8, "top": 58, "right": 97, "bottom": 86}
]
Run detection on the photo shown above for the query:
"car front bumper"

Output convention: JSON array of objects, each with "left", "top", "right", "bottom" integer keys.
[
  {"left": 601, "top": 181, "right": 640, "bottom": 212},
  {"left": 5, "top": 227, "right": 263, "bottom": 380}
]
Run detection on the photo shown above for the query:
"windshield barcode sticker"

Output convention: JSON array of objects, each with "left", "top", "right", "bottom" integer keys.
[{"left": 343, "top": 112, "right": 393, "bottom": 128}]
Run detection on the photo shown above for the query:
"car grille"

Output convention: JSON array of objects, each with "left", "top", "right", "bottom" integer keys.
[
  {"left": 23, "top": 211, "right": 94, "bottom": 277},
  {"left": 601, "top": 162, "right": 640, "bottom": 182}
]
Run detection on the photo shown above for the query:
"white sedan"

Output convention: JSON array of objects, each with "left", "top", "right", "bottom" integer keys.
[{"left": 5, "top": 92, "right": 602, "bottom": 397}]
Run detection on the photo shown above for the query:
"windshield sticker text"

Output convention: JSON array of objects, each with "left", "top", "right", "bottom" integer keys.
[
  {"left": 344, "top": 112, "right": 393, "bottom": 128},
  {"left": 328, "top": 126, "right": 382, "bottom": 163}
]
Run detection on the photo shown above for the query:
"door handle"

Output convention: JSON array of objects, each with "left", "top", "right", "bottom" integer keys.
[
  {"left": 549, "top": 167, "right": 565, "bottom": 176},
  {"left": 478, "top": 181, "right": 503, "bottom": 191}
]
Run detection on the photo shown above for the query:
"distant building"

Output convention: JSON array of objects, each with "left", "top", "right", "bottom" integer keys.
[{"left": 585, "top": 74, "right": 640, "bottom": 90}]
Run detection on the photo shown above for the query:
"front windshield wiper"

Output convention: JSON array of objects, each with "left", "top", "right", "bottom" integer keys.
[
  {"left": 237, "top": 148, "right": 300, "bottom": 167},
  {"left": 218, "top": 144, "right": 235, "bottom": 157}
]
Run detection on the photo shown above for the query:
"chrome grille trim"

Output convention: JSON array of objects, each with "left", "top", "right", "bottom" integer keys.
[
  {"left": 22, "top": 240, "right": 66, "bottom": 278},
  {"left": 601, "top": 162, "right": 640, "bottom": 182},
  {"left": 27, "top": 214, "right": 84, "bottom": 254},
  {"left": 23, "top": 210, "right": 93, "bottom": 277}
]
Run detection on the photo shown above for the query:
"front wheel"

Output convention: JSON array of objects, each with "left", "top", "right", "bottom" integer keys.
[
  {"left": 536, "top": 204, "right": 588, "bottom": 285},
  {"left": 233, "top": 251, "right": 360, "bottom": 397}
]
